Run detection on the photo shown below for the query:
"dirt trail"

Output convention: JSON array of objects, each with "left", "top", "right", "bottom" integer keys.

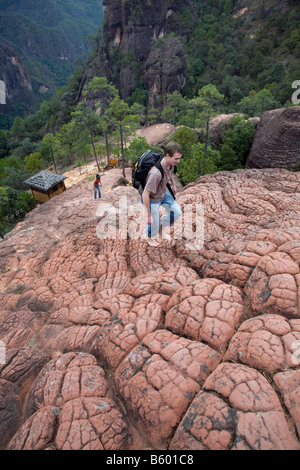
[{"left": 63, "top": 123, "right": 176, "bottom": 188}]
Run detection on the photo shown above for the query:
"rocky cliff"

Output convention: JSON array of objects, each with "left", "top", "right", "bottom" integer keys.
[
  {"left": 0, "top": 44, "right": 36, "bottom": 116},
  {"left": 83, "top": 0, "right": 198, "bottom": 101},
  {"left": 0, "top": 165, "right": 300, "bottom": 450},
  {"left": 82, "top": 0, "right": 300, "bottom": 108},
  {"left": 0, "top": 0, "right": 103, "bottom": 127}
]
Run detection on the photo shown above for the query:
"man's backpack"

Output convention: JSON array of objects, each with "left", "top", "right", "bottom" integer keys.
[{"left": 132, "top": 150, "right": 176, "bottom": 198}]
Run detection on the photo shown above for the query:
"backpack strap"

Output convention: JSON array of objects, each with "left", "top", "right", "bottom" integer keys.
[
  {"left": 153, "top": 156, "right": 165, "bottom": 181},
  {"left": 154, "top": 157, "right": 176, "bottom": 200}
]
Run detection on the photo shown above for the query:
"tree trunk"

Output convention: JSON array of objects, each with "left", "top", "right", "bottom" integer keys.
[
  {"left": 204, "top": 115, "right": 210, "bottom": 159},
  {"left": 50, "top": 145, "right": 57, "bottom": 174},
  {"left": 105, "top": 132, "right": 110, "bottom": 166},
  {"left": 120, "top": 124, "right": 125, "bottom": 177},
  {"left": 91, "top": 132, "right": 101, "bottom": 172}
]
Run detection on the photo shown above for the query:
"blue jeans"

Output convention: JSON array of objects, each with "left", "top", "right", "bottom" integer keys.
[
  {"left": 143, "top": 190, "right": 182, "bottom": 238},
  {"left": 94, "top": 185, "right": 101, "bottom": 199}
]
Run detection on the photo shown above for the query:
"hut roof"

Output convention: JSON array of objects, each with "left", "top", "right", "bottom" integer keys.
[{"left": 24, "top": 171, "right": 67, "bottom": 191}]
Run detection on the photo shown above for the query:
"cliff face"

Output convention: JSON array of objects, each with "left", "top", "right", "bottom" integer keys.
[
  {"left": 0, "top": 0, "right": 103, "bottom": 127},
  {"left": 233, "top": 0, "right": 289, "bottom": 18},
  {"left": 0, "top": 44, "right": 36, "bottom": 115},
  {"left": 85, "top": 0, "right": 198, "bottom": 101}
]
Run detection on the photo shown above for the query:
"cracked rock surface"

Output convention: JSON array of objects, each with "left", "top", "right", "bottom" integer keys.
[{"left": 0, "top": 168, "right": 300, "bottom": 450}]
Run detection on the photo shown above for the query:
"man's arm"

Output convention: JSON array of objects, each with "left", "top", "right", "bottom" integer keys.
[
  {"left": 170, "top": 174, "right": 176, "bottom": 196},
  {"left": 142, "top": 188, "right": 153, "bottom": 225}
]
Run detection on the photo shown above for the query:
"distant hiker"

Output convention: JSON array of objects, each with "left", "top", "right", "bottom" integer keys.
[
  {"left": 93, "top": 174, "right": 102, "bottom": 199},
  {"left": 141, "top": 142, "right": 182, "bottom": 246}
]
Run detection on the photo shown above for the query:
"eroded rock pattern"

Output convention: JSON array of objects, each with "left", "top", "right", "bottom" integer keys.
[
  {"left": 246, "top": 106, "right": 300, "bottom": 170},
  {"left": 0, "top": 167, "right": 300, "bottom": 450}
]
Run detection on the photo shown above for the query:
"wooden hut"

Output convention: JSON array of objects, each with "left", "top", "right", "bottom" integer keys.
[{"left": 24, "top": 170, "right": 67, "bottom": 204}]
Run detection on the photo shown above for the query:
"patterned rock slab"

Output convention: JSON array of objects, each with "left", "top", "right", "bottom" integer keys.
[
  {"left": 225, "top": 314, "right": 300, "bottom": 373},
  {"left": 115, "top": 330, "right": 222, "bottom": 449},
  {"left": 0, "top": 169, "right": 300, "bottom": 451},
  {"left": 245, "top": 252, "right": 300, "bottom": 318},
  {"left": 166, "top": 279, "right": 246, "bottom": 352},
  {"left": 0, "top": 379, "right": 21, "bottom": 449},
  {"left": 274, "top": 369, "right": 300, "bottom": 436},
  {"left": 170, "top": 363, "right": 300, "bottom": 450},
  {"left": 8, "top": 352, "right": 144, "bottom": 451}
]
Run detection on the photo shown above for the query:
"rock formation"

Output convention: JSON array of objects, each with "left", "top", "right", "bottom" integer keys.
[
  {"left": 0, "top": 167, "right": 300, "bottom": 450},
  {"left": 246, "top": 106, "right": 300, "bottom": 170},
  {"left": 0, "top": 0, "right": 102, "bottom": 121},
  {"left": 83, "top": 0, "right": 198, "bottom": 101},
  {"left": 0, "top": 43, "right": 36, "bottom": 115},
  {"left": 209, "top": 113, "right": 260, "bottom": 147}
]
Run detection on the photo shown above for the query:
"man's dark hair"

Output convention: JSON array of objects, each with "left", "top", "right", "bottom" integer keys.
[{"left": 164, "top": 142, "right": 182, "bottom": 157}]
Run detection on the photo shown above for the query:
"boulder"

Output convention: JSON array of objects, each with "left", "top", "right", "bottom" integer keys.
[{"left": 246, "top": 106, "right": 300, "bottom": 170}]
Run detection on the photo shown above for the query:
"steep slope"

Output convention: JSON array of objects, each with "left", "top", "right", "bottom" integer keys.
[
  {"left": 0, "top": 166, "right": 299, "bottom": 450},
  {"left": 0, "top": 0, "right": 103, "bottom": 126}
]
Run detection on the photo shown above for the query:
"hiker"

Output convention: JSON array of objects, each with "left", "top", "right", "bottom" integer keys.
[
  {"left": 141, "top": 142, "right": 182, "bottom": 246},
  {"left": 93, "top": 173, "right": 102, "bottom": 199}
]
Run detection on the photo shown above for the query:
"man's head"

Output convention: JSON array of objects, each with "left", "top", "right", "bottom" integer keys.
[
  {"left": 96, "top": 174, "right": 100, "bottom": 180},
  {"left": 164, "top": 142, "right": 182, "bottom": 167}
]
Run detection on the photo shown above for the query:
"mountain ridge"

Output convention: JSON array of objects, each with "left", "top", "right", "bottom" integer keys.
[
  {"left": 0, "top": 0, "right": 103, "bottom": 128},
  {"left": 82, "top": 0, "right": 300, "bottom": 108}
]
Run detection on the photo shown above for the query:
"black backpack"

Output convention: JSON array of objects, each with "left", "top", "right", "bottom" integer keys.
[{"left": 132, "top": 150, "right": 176, "bottom": 198}]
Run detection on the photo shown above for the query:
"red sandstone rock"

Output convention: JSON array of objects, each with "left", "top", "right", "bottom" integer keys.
[
  {"left": 97, "top": 300, "right": 164, "bottom": 370},
  {"left": 0, "top": 309, "right": 46, "bottom": 348},
  {"left": 9, "top": 352, "right": 144, "bottom": 450},
  {"left": 7, "top": 406, "right": 58, "bottom": 450},
  {"left": 166, "top": 279, "right": 246, "bottom": 351},
  {"left": 225, "top": 314, "right": 300, "bottom": 373},
  {"left": 0, "top": 379, "right": 21, "bottom": 449},
  {"left": 0, "top": 167, "right": 300, "bottom": 451},
  {"left": 25, "top": 352, "right": 111, "bottom": 415},
  {"left": 274, "top": 369, "right": 300, "bottom": 436},
  {"left": 169, "top": 391, "right": 235, "bottom": 450},
  {"left": 170, "top": 363, "right": 300, "bottom": 450},
  {"left": 114, "top": 329, "right": 222, "bottom": 448}
]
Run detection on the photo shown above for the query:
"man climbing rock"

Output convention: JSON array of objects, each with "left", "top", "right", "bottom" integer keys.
[{"left": 141, "top": 142, "right": 182, "bottom": 246}]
